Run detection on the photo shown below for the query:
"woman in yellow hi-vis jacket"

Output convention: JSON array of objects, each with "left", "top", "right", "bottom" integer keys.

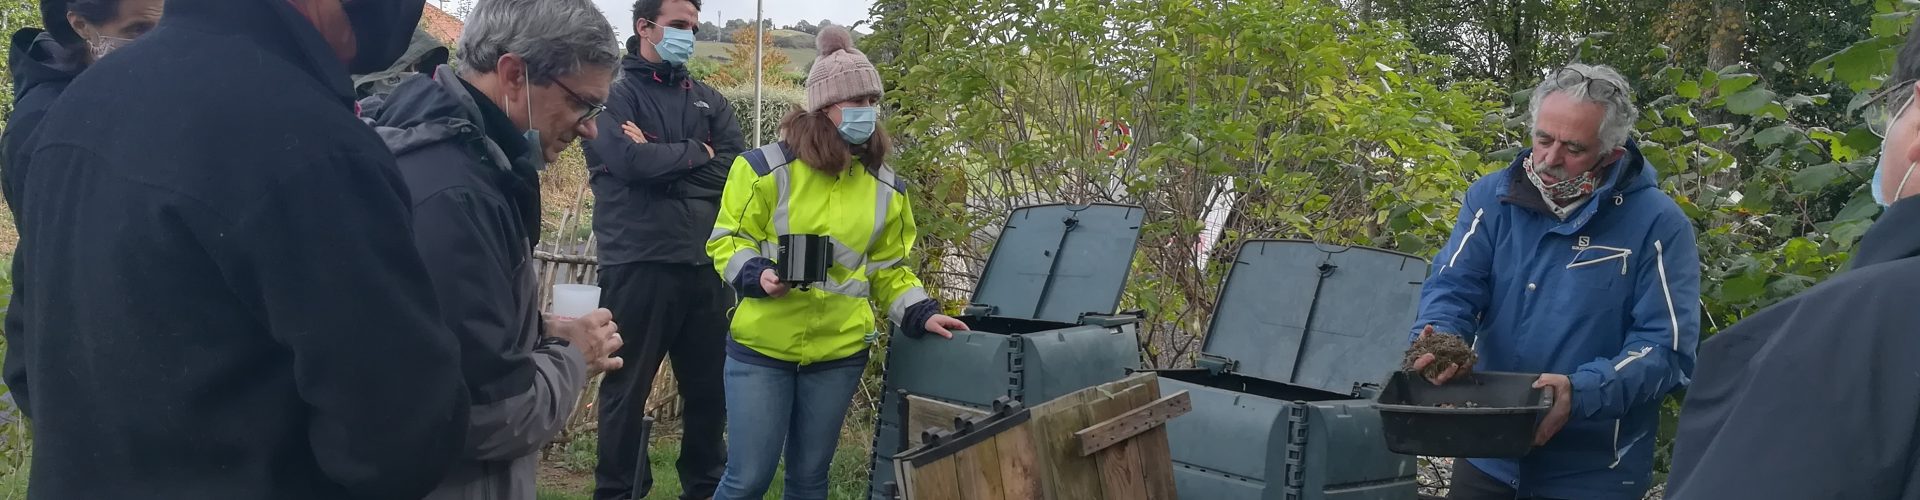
[{"left": 705, "top": 27, "right": 967, "bottom": 500}]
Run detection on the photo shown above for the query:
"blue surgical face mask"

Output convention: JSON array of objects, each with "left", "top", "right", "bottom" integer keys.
[
  {"left": 1874, "top": 154, "right": 1914, "bottom": 207},
  {"left": 521, "top": 66, "right": 547, "bottom": 171},
  {"left": 646, "top": 20, "right": 696, "bottom": 66},
  {"left": 839, "top": 106, "right": 877, "bottom": 145},
  {"left": 1875, "top": 94, "right": 1914, "bottom": 206}
]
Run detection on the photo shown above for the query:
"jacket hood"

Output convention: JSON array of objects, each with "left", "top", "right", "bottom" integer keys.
[
  {"left": 370, "top": 65, "right": 542, "bottom": 248},
  {"left": 351, "top": 27, "right": 451, "bottom": 99},
  {"left": 620, "top": 43, "right": 691, "bottom": 86},
  {"left": 368, "top": 66, "right": 494, "bottom": 156},
  {"left": 8, "top": 29, "right": 82, "bottom": 98}
]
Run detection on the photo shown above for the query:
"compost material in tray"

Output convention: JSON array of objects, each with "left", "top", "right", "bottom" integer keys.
[{"left": 1372, "top": 371, "right": 1552, "bottom": 458}]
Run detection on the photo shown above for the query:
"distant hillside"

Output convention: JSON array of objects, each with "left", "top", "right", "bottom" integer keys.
[{"left": 693, "top": 41, "right": 815, "bottom": 72}]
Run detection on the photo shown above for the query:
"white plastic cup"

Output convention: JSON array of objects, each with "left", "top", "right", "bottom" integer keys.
[{"left": 550, "top": 284, "right": 602, "bottom": 320}]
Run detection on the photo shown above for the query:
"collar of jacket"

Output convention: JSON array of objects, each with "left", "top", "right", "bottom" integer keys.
[
  {"left": 1849, "top": 195, "right": 1920, "bottom": 270},
  {"left": 370, "top": 65, "right": 527, "bottom": 173},
  {"left": 621, "top": 48, "right": 692, "bottom": 88},
  {"left": 1499, "top": 139, "right": 1652, "bottom": 235},
  {"left": 163, "top": 0, "right": 357, "bottom": 107}
]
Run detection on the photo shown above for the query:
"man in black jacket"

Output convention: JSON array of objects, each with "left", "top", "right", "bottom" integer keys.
[
  {"left": 4, "top": 0, "right": 469, "bottom": 498},
  {"left": 1664, "top": 17, "right": 1920, "bottom": 500},
  {"left": 584, "top": 0, "right": 743, "bottom": 498},
  {"left": 364, "top": 0, "right": 626, "bottom": 497}
]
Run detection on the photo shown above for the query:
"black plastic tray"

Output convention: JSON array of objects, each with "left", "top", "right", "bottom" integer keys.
[{"left": 1372, "top": 371, "right": 1552, "bottom": 458}]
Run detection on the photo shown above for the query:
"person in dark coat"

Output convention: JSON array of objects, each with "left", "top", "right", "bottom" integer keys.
[
  {"left": 363, "top": 0, "right": 627, "bottom": 497},
  {"left": 3, "top": 0, "right": 469, "bottom": 498},
  {"left": 582, "top": 0, "right": 743, "bottom": 498},
  {"left": 1664, "top": 18, "right": 1920, "bottom": 500},
  {"left": 3, "top": 0, "right": 164, "bottom": 207}
]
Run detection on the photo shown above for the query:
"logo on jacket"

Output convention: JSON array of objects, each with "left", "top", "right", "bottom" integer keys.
[{"left": 694, "top": 100, "right": 711, "bottom": 109}]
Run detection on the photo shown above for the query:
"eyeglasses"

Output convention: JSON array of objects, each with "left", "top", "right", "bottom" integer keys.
[
  {"left": 1862, "top": 79, "right": 1917, "bottom": 138},
  {"left": 1550, "top": 67, "right": 1624, "bottom": 101},
  {"left": 550, "top": 78, "right": 606, "bottom": 127}
]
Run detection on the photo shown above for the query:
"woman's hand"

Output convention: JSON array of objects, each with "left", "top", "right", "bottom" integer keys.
[
  {"left": 760, "top": 268, "right": 790, "bottom": 298},
  {"left": 923, "top": 314, "right": 968, "bottom": 339}
]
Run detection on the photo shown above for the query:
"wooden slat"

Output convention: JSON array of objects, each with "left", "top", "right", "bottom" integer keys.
[
  {"left": 994, "top": 422, "right": 1043, "bottom": 499},
  {"left": 909, "top": 455, "right": 964, "bottom": 500},
  {"left": 1032, "top": 391, "right": 1103, "bottom": 500},
  {"left": 1087, "top": 383, "right": 1154, "bottom": 500},
  {"left": 953, "top": 433, "right": 1005, "bottom": 500},
  {"left": 907, "top": 395, "right": 993, "bottom": 449},
  {"left": 1094, "top": 439, "right": 1149, "bottom": 500},
  {"left": 1133, "top": 383, "right": 1179, "bottom": 500},
  {"left": 535, "top": 250, "right": 600, "bottom": 265},
  {"left": 1075, "top": 391, "right": 1193, "bottom": 456}
]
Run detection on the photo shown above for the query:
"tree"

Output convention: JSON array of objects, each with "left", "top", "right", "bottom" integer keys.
[
  {"left": 866, "top": 0, "right": 1506, "bottom": 368},
  {"left": 697, "top": 21, "right": 722, "bottom": 41},
  {"left": 787, "top": 20, "right": 818, "bottom": 35},
  {"left": 705, "top": 26, "right": 795, "bottom": 89}
]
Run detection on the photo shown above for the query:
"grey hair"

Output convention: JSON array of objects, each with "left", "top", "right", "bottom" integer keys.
[
  {"left": 1529, "top": 63, "right": 1639, "bottom": 150},
  {"left": 457, "top": 0, "right": 620, "bottom": 85}
]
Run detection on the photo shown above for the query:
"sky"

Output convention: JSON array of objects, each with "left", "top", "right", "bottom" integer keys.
[{"left": 584, "top": 0, "right": 877, "bottom": 40}]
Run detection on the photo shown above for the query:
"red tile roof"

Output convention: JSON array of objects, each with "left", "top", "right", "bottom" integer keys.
[{"left": 421, "top": 4, "right": 464, "bottom": 45}]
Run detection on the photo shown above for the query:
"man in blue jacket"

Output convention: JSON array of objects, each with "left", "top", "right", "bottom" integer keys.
[{"left": 1408, "top": 64, "right": 1702, "bottom": 500}]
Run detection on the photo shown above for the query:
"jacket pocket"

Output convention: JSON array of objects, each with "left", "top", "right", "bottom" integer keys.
[{"left": 1563, "top": 243, "right": 1632, "bottom": 291}]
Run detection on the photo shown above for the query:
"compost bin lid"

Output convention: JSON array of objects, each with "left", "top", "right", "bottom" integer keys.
[
  {"left": 970, "top": 203, "right": 1145, "bottom": 324},
  {"left": 1200, "top": 240, "right": 1429, "bottom": 394}
]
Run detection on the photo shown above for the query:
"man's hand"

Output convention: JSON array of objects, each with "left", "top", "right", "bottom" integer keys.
[
  {"left": 622, "top": 121, "right": 647, "bottom": 144},
  {"left": 703, "top": 142, "right": 715, "bottom": 160},
  {"left": 760, "top": 268, "right": 790, "bottom": 298},
  {"left": 548, "top": 308, "right": 625, "bottom": 374},
  {"left": 1532, "top": 373, "right": 1573, "bottom": 446},
  {"left": 923, "top": 314, "right": 969, "bottom": 339},
  {"left": 1409, "top": 325, "right": 1471, "bottom": 385}
]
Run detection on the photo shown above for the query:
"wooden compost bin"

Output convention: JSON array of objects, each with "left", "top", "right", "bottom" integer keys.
[{"left": 890, "top": 372, "right": 1191, "bottom": 500}]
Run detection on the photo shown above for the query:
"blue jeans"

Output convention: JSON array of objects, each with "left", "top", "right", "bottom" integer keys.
[{"left": 713, "top": 356, "right": 864, "bottom": 500}]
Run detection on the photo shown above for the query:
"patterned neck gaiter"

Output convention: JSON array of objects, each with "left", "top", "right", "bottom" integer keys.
[{"left": 1524, "top": 156, "right": 1602, "bottom": 220}]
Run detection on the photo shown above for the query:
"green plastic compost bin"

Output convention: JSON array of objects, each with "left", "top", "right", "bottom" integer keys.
[
  {"left": 865, "top": 203, "right": 1146, "bottom": 499},
  {"left": 1153, "top": 240, "right": 1427, "bottom": 500}
]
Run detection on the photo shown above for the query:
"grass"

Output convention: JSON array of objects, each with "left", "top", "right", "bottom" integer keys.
[
  {"left": 538, "top": 417, "right": 878, "bottom": 500},
  {"left": 693, "top": 42, "right": 816, "bottom": 73}
]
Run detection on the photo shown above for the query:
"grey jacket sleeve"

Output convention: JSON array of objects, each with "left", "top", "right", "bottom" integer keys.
[{"left": 465, "top": 342, "right": 588, "bottom": 462}]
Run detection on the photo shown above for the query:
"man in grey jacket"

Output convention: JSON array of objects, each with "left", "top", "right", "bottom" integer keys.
[{"left": 363, "top": 0, "right": 625, "bottom": 497}]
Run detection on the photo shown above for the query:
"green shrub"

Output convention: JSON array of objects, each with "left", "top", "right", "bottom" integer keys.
[{"left": 718, "top": 85, "right": 808, "bottom": 147}]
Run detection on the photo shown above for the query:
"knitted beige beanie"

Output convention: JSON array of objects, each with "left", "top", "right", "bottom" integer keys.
[{"left": 805, "top": 26, "right": 884, "bottom": 112}]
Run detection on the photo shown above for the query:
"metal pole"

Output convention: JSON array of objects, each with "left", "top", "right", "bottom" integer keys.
[{"left": 753, "top": 0, "right": 764, "bottom": 145}]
